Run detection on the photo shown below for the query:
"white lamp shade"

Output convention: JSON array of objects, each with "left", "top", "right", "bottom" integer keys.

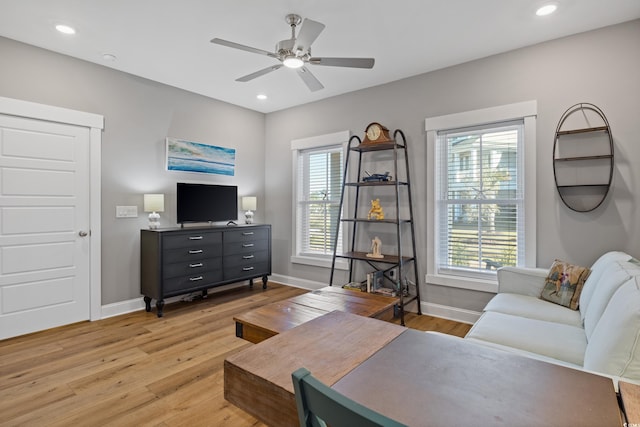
[
  {"left": 241, "top": 196, "right": 257, "bottom": 211},
  {"left": 144, "top": 194, "right": 165, "bottom": 212}
]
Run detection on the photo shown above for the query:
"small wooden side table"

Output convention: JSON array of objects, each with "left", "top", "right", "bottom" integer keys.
[{"left": 233, "top": 286, "right": 398, "bottom": 343}]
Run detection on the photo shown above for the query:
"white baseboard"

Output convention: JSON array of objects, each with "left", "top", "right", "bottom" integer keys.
[
  {"left": 420, "top": 301, "right": 480, "bottom": 325},
  {"left": 100, "top": 277, "right": 481, "bottom": 327},
  {"left": 101, "top": 298, "right": 146, "bottom": 319},
  {"left": 268, "top": 274, "right": 327, "bottom": 290},
  {"left": 101, "top": 294, "right": 191, "bottom": 319}
]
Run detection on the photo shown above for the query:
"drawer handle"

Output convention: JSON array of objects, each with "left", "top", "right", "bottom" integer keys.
[
  {"left": 242, "top": 267, "right": 254, "bottom": 271},
  {"left": 242, "top": 243, "right": 254, "bottom": 248},
  {"left": 243, "top": 255, "right": 254, "bottom": 259},
  {"left": 242, "top": 232, "right": 254, "bottom": 236},
  {"left": 189, "top": 236, "right": 204, "bottom": 240},
  {"left": 189, "top": 263, "right": 203, "bottom": 268},
  {"left": 189, "top": 249, "right": 203, "bottom": 254},
  {"left": 190, "top": 276, "right": 204, "bottom": 281}
]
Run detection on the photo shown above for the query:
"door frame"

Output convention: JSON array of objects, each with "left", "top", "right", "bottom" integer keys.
[{"left": 0, "top": 96, "right": 103, "bottom": 321}]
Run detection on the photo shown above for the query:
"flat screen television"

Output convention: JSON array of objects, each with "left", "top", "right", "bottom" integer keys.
[{"left": 176, "top": 183, "right": 238, "bottom": 224}]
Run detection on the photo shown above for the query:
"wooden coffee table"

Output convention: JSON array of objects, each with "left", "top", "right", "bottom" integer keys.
[
  {"left": 225, "top": 310, "right": 406, "bottom": 426},
  {"left": 225, "top": 311, "right": 623, "bottom": 427},
  {"left": 233, "top": 286, "right": 398, "bottom": 343}
]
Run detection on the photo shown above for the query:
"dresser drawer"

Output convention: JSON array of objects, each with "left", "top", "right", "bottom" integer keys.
[
  {"left": 164, "top": 245, "right": 222, "bottom": 263},
  {"left": 224, "top": 250, "right": 268, "bottom": 268},
  {"left": 163, "top": 231, "right": 222, "bottom": 250},
  {"left": 163, "top": 257, "right": 222, "bottom": 279},
  {"left": 163, "top": 269, "right": 224, "bottom": 295},
  {"left": 223, "top": 238, "right": 269, "bottom": 255},
  {"left": 223, "top": 262, "right": 270, "bottom": 281},
  {"left": 224, "top": 227, "right": 269, "bottom": 243}
]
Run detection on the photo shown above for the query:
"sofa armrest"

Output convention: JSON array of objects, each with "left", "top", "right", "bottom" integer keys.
[{"left": 497, "top": 266, "right": 548, "bottom": 296}]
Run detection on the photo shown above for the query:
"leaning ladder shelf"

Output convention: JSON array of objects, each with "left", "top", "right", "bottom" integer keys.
[{"left": 329, "top": 130, "right": 422, "bottom": 325}]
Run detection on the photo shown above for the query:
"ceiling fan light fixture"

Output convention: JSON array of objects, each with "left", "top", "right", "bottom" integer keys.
[{"left": 283, "top": 56, "right": 304, "bottom": 69}]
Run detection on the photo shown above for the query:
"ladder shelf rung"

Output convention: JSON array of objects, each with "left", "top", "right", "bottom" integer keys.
[
  {"left": 341, "top": 218, "right": 412, "bottom": 224},
  {"left": 336, "top": 251, "right": 415, "bottom": 264},
  {"left": 344, "top": 181, "right": 409, "bottom": 187}
]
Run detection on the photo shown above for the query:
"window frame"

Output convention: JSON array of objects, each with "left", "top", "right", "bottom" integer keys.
[
  {"left": 291, "top": 131, "right": 350, "bottom": 270},
  {"left": 425, "top": 101, "right": 537, "bottom": 293}
]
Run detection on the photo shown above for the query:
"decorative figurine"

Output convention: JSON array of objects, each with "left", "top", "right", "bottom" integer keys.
[
  {"left": 368, "top": 199, "right": 385, "bottom": 220},
  {"left": 366, "top": 236, "right": 383, "bottom": 259}
]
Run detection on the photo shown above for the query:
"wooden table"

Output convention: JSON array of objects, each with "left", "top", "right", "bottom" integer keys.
[
  {"left": 233, "top": 286, "right": 398, "bottom": 343},
  {"left": 620, "top": 381, "right": 640, "bottom": 424},
  {"left": 225, "top": 310, "right": 406, "bottom": 426},
  {"left": 225, "top": 311, "right": 623, "bottom": 427}
]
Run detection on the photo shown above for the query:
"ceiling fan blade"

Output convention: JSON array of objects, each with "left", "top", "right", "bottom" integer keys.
[
  {"left": 294, "top": 19, "right": 325, "bottom": 52},
  {"left": 211, "top": 38, "right": 276, "bottom": 58},
  {"left": 309, "top": 57, "right": 375, "bottom": 69},
  {"left": 297, "top": 66, "right": 324, "bottom": 92},
  {"left": 236, "top": 64, "right": 283, "bottom": 82}
]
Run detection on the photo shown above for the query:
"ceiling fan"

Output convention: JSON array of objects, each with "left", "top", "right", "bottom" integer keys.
[{"left": 210, "top": 14, "right": 375, "bottom": 92}]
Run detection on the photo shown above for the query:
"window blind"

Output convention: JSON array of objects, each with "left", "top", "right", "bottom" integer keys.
[
  {"left": 296, "top": 145, "right": 343, "bottom": 256},
  {"left": 435, "top": 120, "right": 524, "bottom": 274}
]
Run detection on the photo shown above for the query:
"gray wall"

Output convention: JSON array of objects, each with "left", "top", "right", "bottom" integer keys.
[
  {"left": 264, "top": 20, "right": 640, "bottom": 312},
  {"left": 0, "top": 37, "right": 266, "bottom": 304},
  {"left": 0, "top": 19, "right": 638, "bottom": 315}
]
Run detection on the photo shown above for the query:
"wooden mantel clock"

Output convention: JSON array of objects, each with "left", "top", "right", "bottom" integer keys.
[{"left": 361, "top": 122, "right": 394, "bottom": 145}]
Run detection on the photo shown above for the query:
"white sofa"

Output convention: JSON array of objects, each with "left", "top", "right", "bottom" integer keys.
[{"left": 465, "top": 251, "right": 640, "bottom": 383}]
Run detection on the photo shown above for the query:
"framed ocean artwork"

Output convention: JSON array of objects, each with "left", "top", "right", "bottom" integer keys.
[{"left": 166, "top": 137, "right": 236, "bottom": 176}]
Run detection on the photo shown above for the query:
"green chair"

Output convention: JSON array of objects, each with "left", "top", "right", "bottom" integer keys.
[{"left": 291, "top": 367, "right": 407, "bottom": 427}]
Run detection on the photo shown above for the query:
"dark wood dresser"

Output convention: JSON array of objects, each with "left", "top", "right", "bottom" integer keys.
[{"left": 140, "top": 224, "right": 271, "bottom": 317}]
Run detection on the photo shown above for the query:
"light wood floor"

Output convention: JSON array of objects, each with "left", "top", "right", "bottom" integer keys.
[{"left": 0, "top": 283, "right": 471, "bottom": 427}]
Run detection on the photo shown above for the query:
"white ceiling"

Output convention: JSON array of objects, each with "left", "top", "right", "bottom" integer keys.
[{"left": 1, "top": 0, "right": 639, "bottom": 113}]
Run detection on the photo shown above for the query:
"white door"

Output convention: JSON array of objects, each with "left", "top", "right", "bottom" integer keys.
[{"left": 0, "top": 114, "right": 90, "bottom": 340}]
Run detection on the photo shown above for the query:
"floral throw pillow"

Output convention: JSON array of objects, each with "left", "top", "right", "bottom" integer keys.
[{"left": 540, "top": 259, "right": 591, "bottom": 310}]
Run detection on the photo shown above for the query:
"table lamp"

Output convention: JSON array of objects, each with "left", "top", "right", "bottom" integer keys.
[
  {"left": 144, "top": 194, "right": 165, "bottom": 229},
  {"left": 241, "top": 196, "right": 257, "bottom": 224}
]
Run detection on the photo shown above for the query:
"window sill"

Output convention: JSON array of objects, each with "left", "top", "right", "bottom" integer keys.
[
  {"left": 291, "top": 255, "right": 349, "bottom": 270},
  {"left": 425, "top": 273, "right": 498, "bottom": 294}
]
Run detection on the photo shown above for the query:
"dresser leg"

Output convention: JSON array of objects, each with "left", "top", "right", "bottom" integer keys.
[
  {"left": 249, "top": 278, "right": 254, "bottom": 289},
  {"left": 144, "top": 296, "right": 152, "bottom": 312},
  {"left": 156, "top": 300, "right": 165, "bottom": 318},
  {"left": 262, "top": 275, "right": 268, "bottom": 289}
]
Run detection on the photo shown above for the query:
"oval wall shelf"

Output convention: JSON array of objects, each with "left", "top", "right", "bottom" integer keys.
[{"left": 553, "top": 103, "right": 613, "bottom": 212}]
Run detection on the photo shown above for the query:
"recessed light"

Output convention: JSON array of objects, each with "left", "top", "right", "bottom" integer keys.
[
  {"left": 536, "top": 3, "right": 558, "bottom": 16},
  {"left": 256, "top": 94, "right": 268, "bottom": 100},
  {"left": 102, "top": 53, "right": 117, "bottom": 62},
  {"left": 55, "top": 24, "right": 76, "bottom": 35}
]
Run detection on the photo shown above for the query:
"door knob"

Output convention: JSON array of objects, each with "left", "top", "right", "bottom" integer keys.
[{"left": 78, "top": 231, "right": 89, "bottom": 237}]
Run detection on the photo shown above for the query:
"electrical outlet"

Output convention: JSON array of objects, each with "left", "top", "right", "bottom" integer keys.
[{"left": 116, "top": 205, "right": 138, "bottom": 218}]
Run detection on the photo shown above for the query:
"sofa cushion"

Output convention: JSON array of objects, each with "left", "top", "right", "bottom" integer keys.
[
  {"left": 540, "top": 259, "right": 591, "bottom": 310},
  {"left": 465, "top": 311, "right": 587, "bottom": 366},
  {"left": 484, "top": 293, "right": 582, "bottom": 326},
  {"left": 580, "top": 251, "right": 632, "bottom": 322},
  {"left": 584, "top": 277, "right": 640, "bottom": 380},
  {"left": 583, "top": 260, "right": 640, "bottom": 339}
]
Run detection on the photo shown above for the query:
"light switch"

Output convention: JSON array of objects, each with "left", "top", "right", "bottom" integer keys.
[{"left": 116, "top": 205, "right": 138, "bottom": 218}]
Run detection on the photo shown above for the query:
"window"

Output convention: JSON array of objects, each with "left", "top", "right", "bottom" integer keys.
[
  {"left": 291, "top": 131, "right": 350, "bottom": 269},
  {"left": 425, "top": 102, "right": 536, "bottom": 292}
]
